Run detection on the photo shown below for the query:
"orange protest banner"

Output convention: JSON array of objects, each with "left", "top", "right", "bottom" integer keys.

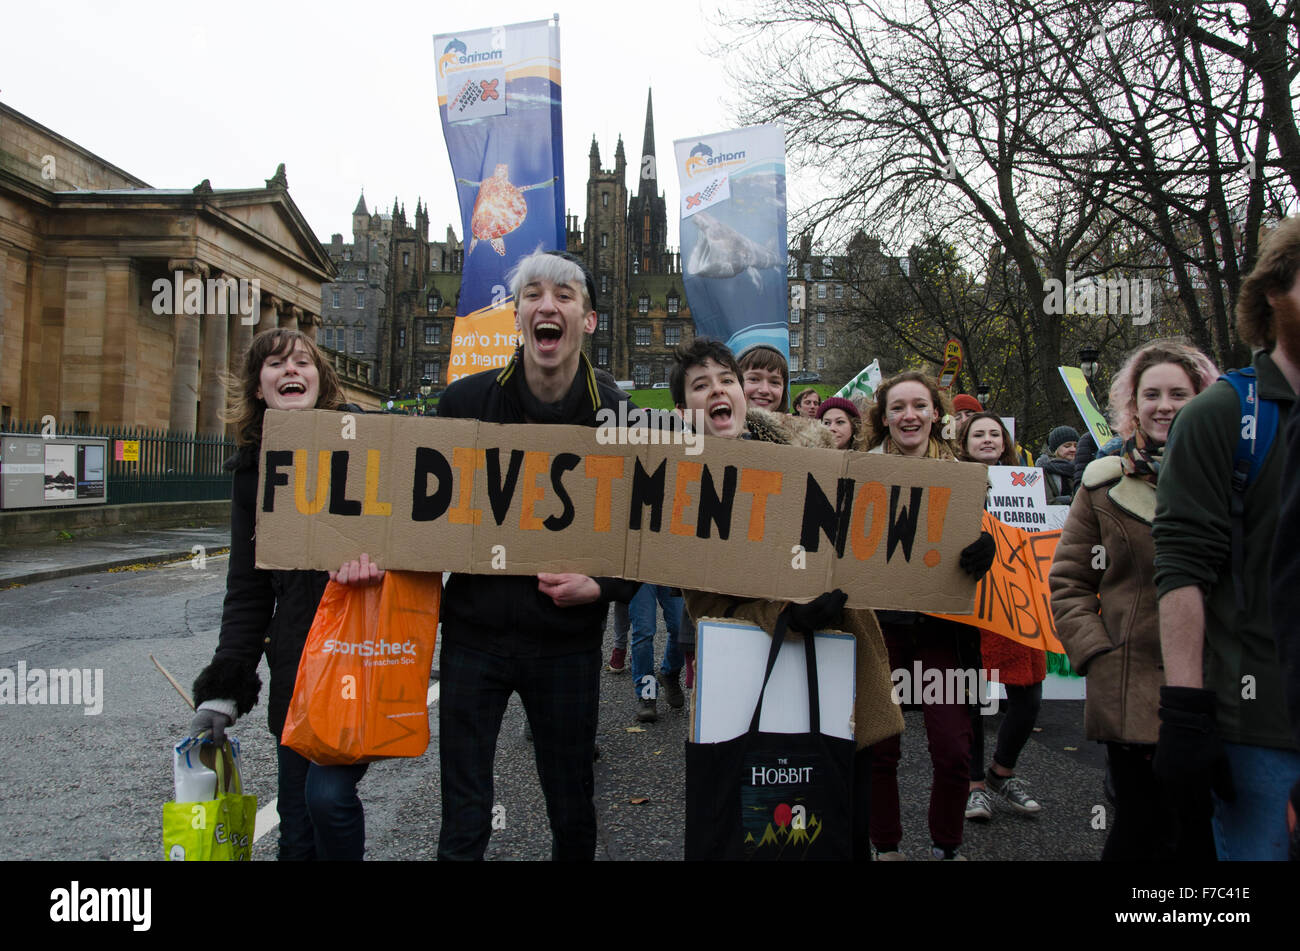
[
  {"left": 448, "top": 299, "right": 522, "bottom": 383},
  {"left": 931, "top": 512, "right": 1066, "bottom": 654}
]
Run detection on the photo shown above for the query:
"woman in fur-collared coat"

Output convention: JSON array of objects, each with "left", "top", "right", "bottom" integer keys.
[{"left": 1049, "top": 338, "right": 1219, "bottom": 861}]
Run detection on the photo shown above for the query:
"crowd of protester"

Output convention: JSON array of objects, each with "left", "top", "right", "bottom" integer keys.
[{"left": 189, "top": 224, "right": 1300, "bottom": 860}]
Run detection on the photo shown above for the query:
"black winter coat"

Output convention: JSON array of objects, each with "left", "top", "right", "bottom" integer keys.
[
  {"left": 193, "top": 425, "right": 343, "bottom": 738},
  {"left": 435, "top": 354, "right": 640, "bottom": 656}
]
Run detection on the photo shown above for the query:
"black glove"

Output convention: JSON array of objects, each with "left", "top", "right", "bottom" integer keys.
[
  {"left": 189, "top": 707, "right": 233, "bottom": 745},
  {"left": 1152, "top": 686, "right": 1236, "bottom": 803},
  {"left": 783, "top": 589, "right": 847, "bottom": 634},
  {"left": 959, "top": 531, "right": 996, "bottom": 580}
]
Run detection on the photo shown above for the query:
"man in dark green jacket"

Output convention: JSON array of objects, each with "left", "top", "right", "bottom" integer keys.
[{"left": 1153, "top": 216, "right": 1300, "bottom": 861}]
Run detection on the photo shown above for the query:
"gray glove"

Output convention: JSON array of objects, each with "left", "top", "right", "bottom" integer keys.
[{"left": 189, "top": 708, "right": 232, "bottom": 745}]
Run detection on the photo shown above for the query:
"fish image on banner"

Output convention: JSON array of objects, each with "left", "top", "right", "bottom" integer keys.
[
  {"left": 686, "top": 212, "right": 780, "bottom": 291},
  {"left": 435, "top": 19, "right": 564, "bottom": 316},
  {"left": 675, "top": 124, "right": 788, "bottom": 360}
]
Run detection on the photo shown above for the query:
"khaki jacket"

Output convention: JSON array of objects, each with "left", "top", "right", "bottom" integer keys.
[{"left": 1049, "top": 456, "right": 1162, "bottom": 743}]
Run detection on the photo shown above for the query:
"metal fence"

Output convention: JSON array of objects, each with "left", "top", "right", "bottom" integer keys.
[{"left": 3, "top": 421, "right": 235, "bottom": 505}]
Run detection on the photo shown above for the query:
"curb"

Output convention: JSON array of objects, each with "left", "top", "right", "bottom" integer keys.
[{"left": 1, "top": 547, "right": 227, "bottom": 588}]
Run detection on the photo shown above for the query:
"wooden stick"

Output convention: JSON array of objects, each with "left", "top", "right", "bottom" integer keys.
[{"left": 150, "top": 654, "right": 195, "bottom": 710}]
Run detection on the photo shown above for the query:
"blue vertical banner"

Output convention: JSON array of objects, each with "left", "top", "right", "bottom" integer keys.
[
  {"left": 674, "top": 124, "right": 788, "bottom": 360},
  {"left": 435, "top": 19, "right": 564, "bottom": 316}
]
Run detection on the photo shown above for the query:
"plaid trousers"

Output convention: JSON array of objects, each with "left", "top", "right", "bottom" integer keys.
[{"left": 437, "top": 640, "right": 601, "bottom": 860}]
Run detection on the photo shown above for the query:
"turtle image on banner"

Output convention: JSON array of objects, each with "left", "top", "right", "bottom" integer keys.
[{"left": 435, "top": 19, "right": 565, "bottom": 318}]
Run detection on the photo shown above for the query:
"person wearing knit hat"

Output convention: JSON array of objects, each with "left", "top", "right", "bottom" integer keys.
[
  {"left": 952, "top": 393, "right": 983, "bottom": 427},
  {"left": 816, "top": 396, "right": 861, "bottom": 450},
  {"left": 1048, "top": 425, "right": 1079, "bottom": 459},
  {"left": 1037, "top": 425, "right": 1080, "bottom": 503}
]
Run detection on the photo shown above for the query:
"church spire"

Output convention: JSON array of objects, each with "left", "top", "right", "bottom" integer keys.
[{"left": 639, "top": 88, "right": 657, "bottom": 197}]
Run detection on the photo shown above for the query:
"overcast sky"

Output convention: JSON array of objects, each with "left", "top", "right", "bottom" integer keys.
[{"left": 1, "top": 0, "right": 751, "bottom": 250}]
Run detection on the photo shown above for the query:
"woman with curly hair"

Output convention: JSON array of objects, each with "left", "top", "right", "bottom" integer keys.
[
  {"left": 188, "top": 328, "right": 377, "bottom": 860},
  {"left": 1050, "top": 338, "right": 1220, "bottom": 860},
  {"left": 864, "top": 371, "right": 995, "bottom": 860}
]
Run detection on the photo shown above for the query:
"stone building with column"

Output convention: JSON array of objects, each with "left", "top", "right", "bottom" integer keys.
[{"left": 0, "top": 102, "right": 342, "bottom": 435}]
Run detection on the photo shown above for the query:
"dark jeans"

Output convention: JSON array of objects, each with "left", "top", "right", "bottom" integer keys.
[
  {"left": 869, "top": 618, "right": 973, "bottom": 851},
  {"left": 276, "top": 744, "right": 369, "bottom": 861},
  {"left": 677, "top": 604, "right": 696, "bottom": 651},
  {"left": 437, "top": 640, "right": 601, "bottom": 861},
  {"left": 970, "top": 682, "right": 1043, "bottom": 782},
  {"left": 1103, "top": 741, "right": 1216, "bottom": 862}
]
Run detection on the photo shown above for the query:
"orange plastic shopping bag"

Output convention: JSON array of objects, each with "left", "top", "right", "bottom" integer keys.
[{"left": 282, "top": 571, "right": 442, "bottom": 765}]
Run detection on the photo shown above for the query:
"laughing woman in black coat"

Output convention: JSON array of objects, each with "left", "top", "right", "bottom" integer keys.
[{"left": 189, "top": 328, "right": 369, "bottom": 860}]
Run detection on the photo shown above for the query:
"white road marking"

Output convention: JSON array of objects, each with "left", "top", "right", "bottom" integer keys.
[
  {"left": 253, "top": 800, "right": 279, "bottom": 843},
  {"left": 252, "top": 679, "right": 441, "bottom": 845}
]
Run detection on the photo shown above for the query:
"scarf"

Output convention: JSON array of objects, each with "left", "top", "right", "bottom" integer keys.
[
  {"left": 878, "top": 433, "right": 956, "bottom": 460},
  {"left": 1120, "top": 429, "right": 1164, "bottom": 486}
]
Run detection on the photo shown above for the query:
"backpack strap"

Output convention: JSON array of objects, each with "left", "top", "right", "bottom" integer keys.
[{"left": 1220, "top": 368, "right": 1279, "bottom": 613}]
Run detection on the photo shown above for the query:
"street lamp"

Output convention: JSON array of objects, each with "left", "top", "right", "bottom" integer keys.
[
  {"left": 1078, "top": 345, "right": 1100, "bottom": 391},
  {"left": 419, "top": 375, "right": 432, "bottom": 416},
  {"left": 976, "top": 383, "right": 991, "bottom": 407}
]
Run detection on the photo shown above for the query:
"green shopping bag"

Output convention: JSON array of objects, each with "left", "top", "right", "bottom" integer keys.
[{"left": 163, "top": 739, "right": 257, "bottom": 861}]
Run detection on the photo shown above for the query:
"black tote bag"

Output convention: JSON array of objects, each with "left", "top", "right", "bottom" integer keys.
[{"left": 684, "top": 616, "right": 854, "bottom": 860}]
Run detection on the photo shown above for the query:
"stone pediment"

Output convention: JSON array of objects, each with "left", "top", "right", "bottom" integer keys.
[{"left": 205, "top": 189, "right": 334, "bottom": 277}]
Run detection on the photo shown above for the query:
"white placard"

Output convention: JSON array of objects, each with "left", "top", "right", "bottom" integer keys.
[
  {"left": 1001, "top": 417, "right": 1016, "bottom": 444},
  {"left": 693, "top": 619, "right": 856, "bottom": 743},
  {"left": 986, "top": 465, "right": 1051, "bottom": 530}
]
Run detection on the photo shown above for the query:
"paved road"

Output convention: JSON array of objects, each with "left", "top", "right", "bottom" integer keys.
[{"left": 0, "top": 550, "right": 1106, "bottom": 861}]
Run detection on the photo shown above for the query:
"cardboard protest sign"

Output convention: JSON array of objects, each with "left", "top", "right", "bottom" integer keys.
[
  {"left": 255, "top": 410, "right": 989, "bottom": 613},
  {"left": 985, "top": 465, "right": 1050, "bottom": 529},
  {"left": 931, "top": 512, "right": 1065, "bottom": 654}
]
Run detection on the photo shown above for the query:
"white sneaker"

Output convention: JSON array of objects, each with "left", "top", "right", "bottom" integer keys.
[
  {"left": 990, "top": 774, "right": 1041, "bottom": 814},
  {"left": 965, "top": 788, "right": 994, "bottom": 821}
]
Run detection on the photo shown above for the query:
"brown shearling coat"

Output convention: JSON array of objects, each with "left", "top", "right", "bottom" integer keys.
[{"left": 1048, "top": 455, "right": 1163, "bottom": 743}]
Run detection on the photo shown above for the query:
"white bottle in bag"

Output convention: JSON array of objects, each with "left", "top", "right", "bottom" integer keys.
[{"left": 172, "top": 737, "right": 240, "bottom": 802}]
